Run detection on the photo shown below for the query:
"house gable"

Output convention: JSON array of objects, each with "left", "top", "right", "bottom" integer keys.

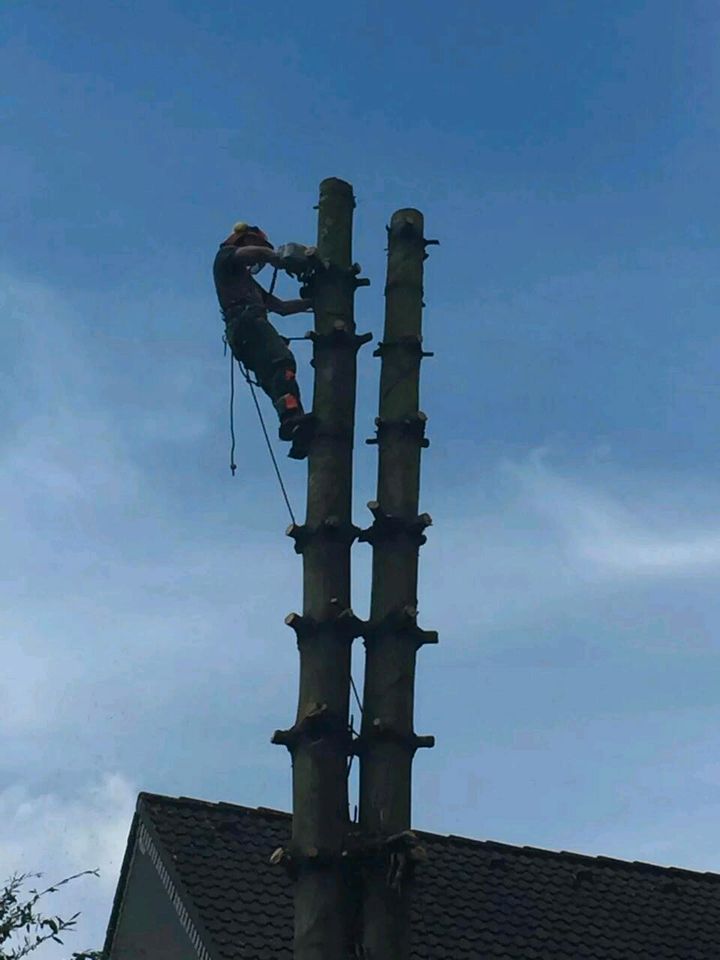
[{"left": 104, "top": 811, "right": 215, "bottom": 960}]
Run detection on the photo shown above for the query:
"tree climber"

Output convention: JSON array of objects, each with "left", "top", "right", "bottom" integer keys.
[{"left": 213, "top": 221, "right": 316, "bottom": 458}]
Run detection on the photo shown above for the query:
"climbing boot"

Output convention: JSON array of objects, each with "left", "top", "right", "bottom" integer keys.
[
  {"left": 276, "top": 390, "right": 303, "bottom": 438},
  {"left": 278, "top": 407, "right": 311, "bottom": 435},
  {"left": 278, "top": 408, "right": 312, "bottom": 441},
  {"left": 287, "top": 415, "right": 316, "bottom": 460}
]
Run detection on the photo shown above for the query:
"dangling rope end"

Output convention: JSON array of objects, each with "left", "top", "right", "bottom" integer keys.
[{"left": 228, "top": 336, "right": 237, "bottom": 476}]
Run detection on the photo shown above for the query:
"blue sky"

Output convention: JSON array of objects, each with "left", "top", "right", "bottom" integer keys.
[{"left": 2, "top": 0, "right": 720, "bottom": 952}]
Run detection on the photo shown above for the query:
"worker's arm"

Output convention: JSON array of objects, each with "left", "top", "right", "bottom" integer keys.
[
  {"left": 265, "top": 294, "right": 313, "bottom": 317},
  {"left": 231, "top": 245, "right": 282, "bottom": 268}
]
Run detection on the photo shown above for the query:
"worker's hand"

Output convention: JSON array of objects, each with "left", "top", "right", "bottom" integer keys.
[{"left": 278, "top": 298, "right": 313, "bottom": 316}]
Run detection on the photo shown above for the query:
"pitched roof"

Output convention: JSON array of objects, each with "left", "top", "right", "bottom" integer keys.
[{"left": 134, "top": 792, "right": 720, "bottom": 960}]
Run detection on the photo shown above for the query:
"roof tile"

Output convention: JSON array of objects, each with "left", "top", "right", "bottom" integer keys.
[{"left": 137, "top": 793, "right": 720, "bottom": 960}]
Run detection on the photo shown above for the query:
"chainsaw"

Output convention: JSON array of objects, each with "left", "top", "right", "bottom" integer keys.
[{"left": 275, "top": 243, "right": 319, "bottom": 280}]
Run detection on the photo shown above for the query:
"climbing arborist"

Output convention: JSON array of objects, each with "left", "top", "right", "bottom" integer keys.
[{"left": 213, "top": 221, "right": 316, "bottom": 458}]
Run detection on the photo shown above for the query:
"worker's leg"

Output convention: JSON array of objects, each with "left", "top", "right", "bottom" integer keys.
[
  {"left": 224, "top": 306, "right": 263, "bottom": 372},
  {"left": 251, "top": 323, "right": 303, "bottom": 414},
  {"left": 226, "top": 307, "right": 306, "bottom": 426}
]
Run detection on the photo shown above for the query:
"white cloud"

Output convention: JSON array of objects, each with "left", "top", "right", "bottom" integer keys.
[
  {"left": 0, "top": 271, "right": 143, "bottom": 506},
  {"left": 0, "top": 773, "right": 136, "bottom": 958},
  {"left": 0, "top": 773, "right": 134, "bottom": 888},
  {"left": 584, "top": 530, "right": 720, "bottom": 573},
  {"left": 420, "top": 452, "right": 720, "bottom": 650},
  {"left": 510, "top": 454, "right": 720, "bottom": 577}
]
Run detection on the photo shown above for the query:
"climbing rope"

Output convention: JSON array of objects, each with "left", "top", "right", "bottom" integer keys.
[
  {"left": 242, "top": 361, "right": 297, "bottom": 526},
  {"left": 346, "top": 675, "right": 364, "bottom": 780},
  {"left": 347, "top": 715, "right": 357, "bottom": 780},
  {"left": 224, "top": 332, "right": 297, "bottom": 526},
  {"left": 225, "top": 335, "right": 237, "bottom": 476},
  {"left": 350, "top": 674, "right": 364, "bottom": 715}
]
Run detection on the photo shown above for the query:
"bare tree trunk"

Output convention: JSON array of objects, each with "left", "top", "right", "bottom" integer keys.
[
  {"left": 273, "top": 178, "right": 370, "bottom": 960},
  {"left": 358, "top": 209, "right": 436, "bottom": 960}
]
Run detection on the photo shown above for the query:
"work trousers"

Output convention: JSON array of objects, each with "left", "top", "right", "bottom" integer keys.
[{"left": 224, "top": 305, "right": 302, "bottom": 419}]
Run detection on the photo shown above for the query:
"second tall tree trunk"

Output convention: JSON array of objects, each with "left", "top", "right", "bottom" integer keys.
[{"left": 358, "top": 209, "right": 436, "bottom": 960}]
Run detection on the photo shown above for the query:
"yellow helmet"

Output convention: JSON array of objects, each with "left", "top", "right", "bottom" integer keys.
[{"left": 224, "top": 221, "right": 272, "bottom": 248}]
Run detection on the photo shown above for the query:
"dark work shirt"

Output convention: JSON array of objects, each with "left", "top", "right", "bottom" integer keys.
[{"left": 213, "top": 245, "right": 269, "bottom": 314}]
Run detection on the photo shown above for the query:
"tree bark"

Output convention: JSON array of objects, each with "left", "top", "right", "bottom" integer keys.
[
  {"left": 358, "top": 209, "right": 436, "bottom": 960},
  {"left": 273, "top": 178, "right": 369, "bottom": 960}
]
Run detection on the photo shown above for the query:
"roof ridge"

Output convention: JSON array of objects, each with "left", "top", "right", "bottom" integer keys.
[
  {"left": 430, "top": 832, "right": 720, "bottom": 881},
  {"left": 137, "top": 792, "right": 292, "bottom": 820}
]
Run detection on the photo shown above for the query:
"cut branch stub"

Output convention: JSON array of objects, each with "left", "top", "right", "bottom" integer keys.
[
  {"left": 334, "top": 607, "right": 367, "bottom": 639},
  {"left": 366, "top": 412, "right": 429, "bottom": 447},
  {"left": 286, "top": 520, "right": 362, "bottom": 554},
  {"left": 272, "top": 702, "right": 352, "bottom": 754},
  {"left": 351, "top": 720, "right": 435, "bottom": 755},
  {"left": 362, "top": 606, "right": 439, "bottom": 649},
  {"left": 307, "top": 325, "right": 373, "bottom": 353},
  {"left": 284, "top": 612, "right": 316, "bottom": 641},
  {"left": 345, "top": 829, "right": 426, "bottom": 859},
  {"left": 284, "top": 610, "right": 365, "bottom": 644},
  {"left": 300, "top": 255, "right": 369, "bottom": 300},
  {"left": 358, "top": 504, "right": 433, "bottom": 546},
  {"left": 372, "top": 335, "right": 434, "bottom": 359},
  {"left": 270, "top": 842, "right": 352, "bottom": 879}
]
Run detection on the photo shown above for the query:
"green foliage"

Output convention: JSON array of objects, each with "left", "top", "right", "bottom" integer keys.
[{"left": 0, "top": 872, "right": 101, "bottom": 960}]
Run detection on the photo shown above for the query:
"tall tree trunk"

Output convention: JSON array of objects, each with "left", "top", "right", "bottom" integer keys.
[
  {"left": 273, "top": 178, "right": 369, "bottom": 960},
  {"left": 358, "top": 209, "right": 436, "bottom": 960}
]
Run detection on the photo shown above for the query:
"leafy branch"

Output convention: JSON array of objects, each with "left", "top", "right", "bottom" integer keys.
[{"left": 0, "top": 871, "right": 101, "bottom": 960}]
